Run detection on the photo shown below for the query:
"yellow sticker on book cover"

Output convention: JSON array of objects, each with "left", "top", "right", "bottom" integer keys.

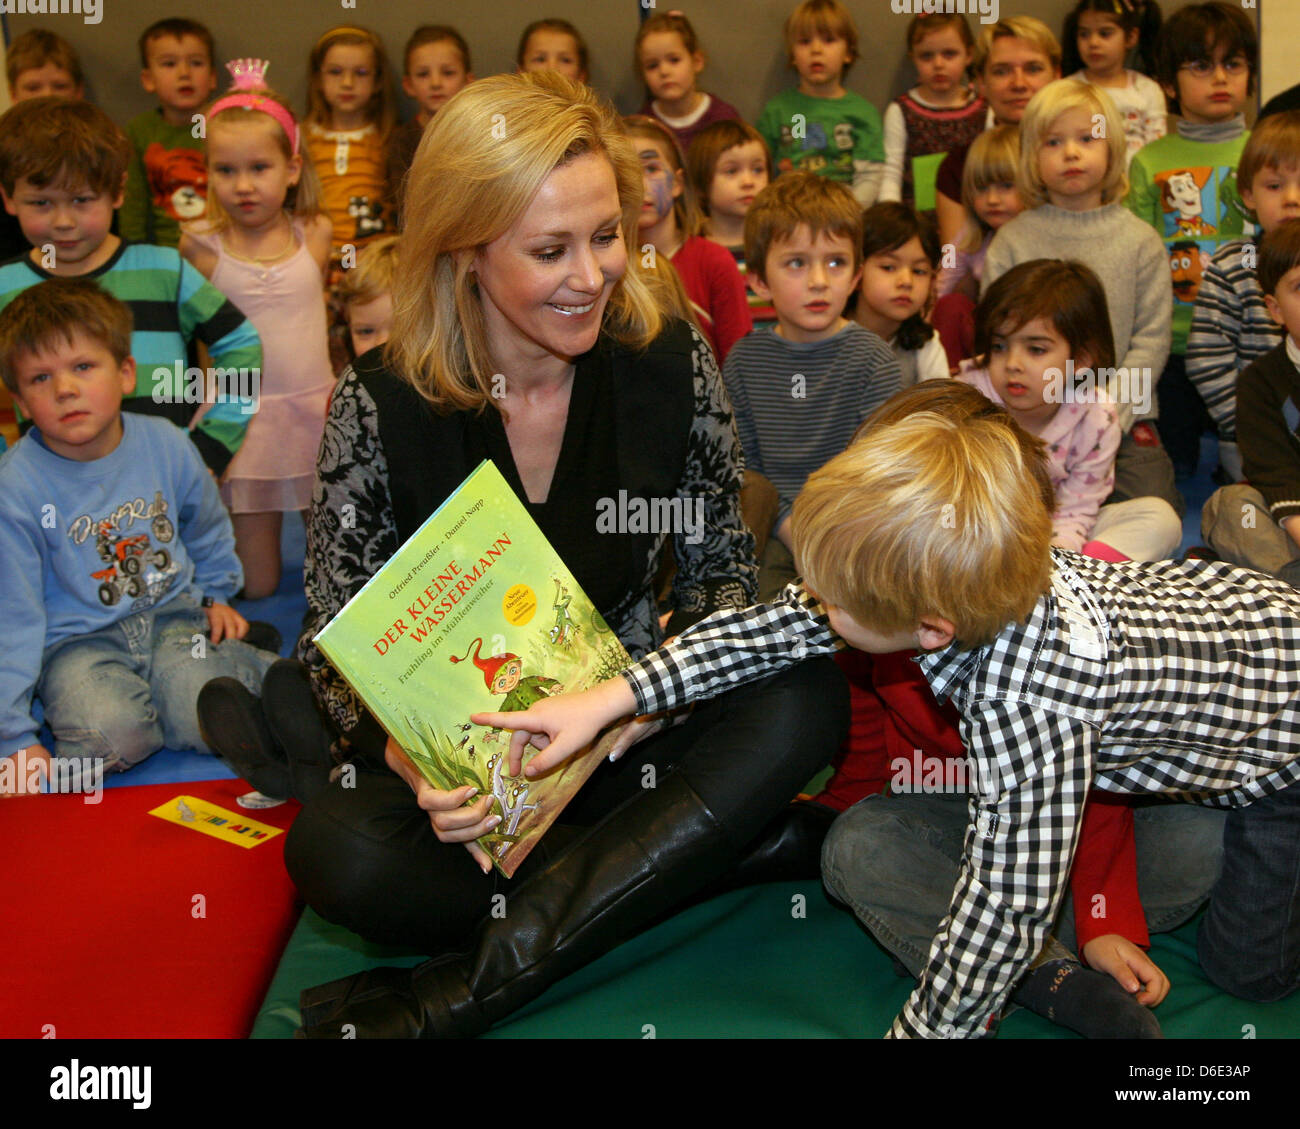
[{"left": 147, "top": 795, "right": 285, "bottom": 848}]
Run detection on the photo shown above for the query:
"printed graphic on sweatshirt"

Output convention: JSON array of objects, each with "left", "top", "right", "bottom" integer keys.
[
  {"left": 775, "top": 119, "right": 857, "bottom": 179},
  {"left": 144, "top": 143, "right": 208, "bottom": 222},
  {"left": 1153, "top": 165, "right": 1246, "bottom": 309},
  {"left": 68, "top": 491, "right": 178, "bottom": 611}
]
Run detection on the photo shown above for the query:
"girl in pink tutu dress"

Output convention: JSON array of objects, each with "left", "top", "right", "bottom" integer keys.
[{"left": 181, "top": 60, "right": 334, "bottom": 598}]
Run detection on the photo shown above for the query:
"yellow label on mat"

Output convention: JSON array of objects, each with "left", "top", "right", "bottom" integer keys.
[{"left": 147, "top": 795, "right": 284, "bottom": 849}]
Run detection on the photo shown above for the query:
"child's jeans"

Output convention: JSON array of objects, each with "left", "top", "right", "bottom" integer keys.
[
  {"left": 821, "top": 791, "right": 1225, "bottom": 979},
  {"left": 36, "top": 592, "right": 275, "bottom": 773},
  {"left": 1198, "top": 780, "right": 1300, "bottom": 1003}
]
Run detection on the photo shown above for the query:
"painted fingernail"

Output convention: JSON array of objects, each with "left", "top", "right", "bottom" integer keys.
[{"left": 486, "top": 815, "right": 501, "bottom": 829}]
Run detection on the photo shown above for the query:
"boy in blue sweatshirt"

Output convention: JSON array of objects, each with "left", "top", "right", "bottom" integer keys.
[{"left": 0, "top": 279, "right": 273, "bottom": 795}]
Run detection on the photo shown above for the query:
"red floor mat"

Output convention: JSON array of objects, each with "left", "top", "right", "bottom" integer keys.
[{"left": 0, "top": 779, "right": 301, "bottom": 1038}]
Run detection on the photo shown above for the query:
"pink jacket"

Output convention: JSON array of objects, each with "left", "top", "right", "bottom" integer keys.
[{"left": 956, "top": 362, "right": 1120, "bottom": 549}]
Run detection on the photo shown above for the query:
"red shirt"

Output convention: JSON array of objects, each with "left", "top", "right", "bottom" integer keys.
[
  {"left": 822, "top": 648, "right": 1148, "bottom": 952},
  {"left": 670, "top": 236, "right": 753, "bottom": 364}
]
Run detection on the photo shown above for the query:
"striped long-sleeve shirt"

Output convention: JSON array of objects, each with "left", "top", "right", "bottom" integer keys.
[
  {"left": 1186, "top": 237, "right": 1283, "bottom": 439},
  {"left": 621, "top": 552, "right": 1300, "bottom": 1038},
  {"left": 721, "top": 323, "right": 901, "bottom": 530},
  {"left": 0, "top": 242, "right": 262, "bottom": 474}
]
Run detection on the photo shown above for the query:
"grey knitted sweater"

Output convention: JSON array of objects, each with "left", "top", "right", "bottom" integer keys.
[{"left": 984, "top": 203, "right": 1172, "bottom": 430}]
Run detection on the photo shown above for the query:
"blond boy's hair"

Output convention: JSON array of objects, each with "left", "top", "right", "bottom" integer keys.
[
  {"left": 338, "top": 234, "right": 400, "bottom": 308},
  {"left": 743, "top": 171, "right": 862, "bottom": 283},
  {"left": 971, "top": 15, "right": 1061, "bottom": 77},
  {"left": 0, "top": 278, "right": 132, "bottom": 395},
  {"left": 1238, "top": 111, "right": 1300, "bottom": 206},
  {"left": 389, "top": 71, "right": 663, "bottom": 413},
  {"left": 959, "top": 125, "right": 1020, "bottom": 254},
  {"left": 792, "top": 381, "right": 1054, "bottom": 649},
  {"left": 1016, "top": 80, "right": 1128, "bottom": 209},
  {"left": 6, "top": 28, "right": 83, "bottom": 90},
  {"left": 785, "top": 0, "right": 858, "bottom": 72}
]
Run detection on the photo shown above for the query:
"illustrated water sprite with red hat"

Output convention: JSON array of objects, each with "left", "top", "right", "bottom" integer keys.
[
  {"left": 450, "top": 638, "right": 557, "bottom": 854},
  {"left": 450, "top": 638, "right": 563, "bottom": 743}
]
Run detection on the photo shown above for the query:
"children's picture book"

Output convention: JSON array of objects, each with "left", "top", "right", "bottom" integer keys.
[{"left": 314, "top": 460, "right": 632, "bottom": 876}]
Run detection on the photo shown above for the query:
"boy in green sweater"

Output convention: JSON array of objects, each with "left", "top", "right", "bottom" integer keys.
[
  {"left": 121, "top": 18, "right": 216, "bottom": 248},
  {"left": 1126, "top": 2, "right": 1256, "bottom": 478},
  {"left": 757, "top": 0, "right": 884, "bottom": 208}
]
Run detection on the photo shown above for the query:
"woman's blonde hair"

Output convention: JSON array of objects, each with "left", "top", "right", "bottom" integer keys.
[
  {"left": 305, "top": 25, "right": 396, "bottom": 138},
  {"left": 202, "top": 91, "right": 322, "bottom": 231},
  {"left": 959, "top": 124, "right": 1020, "bottom": 253},
  {"left": 793, "top": 382, "right": 1054, "bottom": 649},
  {"left": 643, "top": 254, "right": 705, "bottom": 339},
  {"left": 971, "top": 14, "right": 1061, "bottom": 77},
  {"left": 1017, "top": 79, "right": 1128, "bottom": 209},
  {"left": 387, "top": 71, "right": 663, "bottom": 412}
]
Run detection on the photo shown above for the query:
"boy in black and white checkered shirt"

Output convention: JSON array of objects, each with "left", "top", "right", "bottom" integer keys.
[{"left": 483, "top": 379, "right": 1300, "bottom": 1039}]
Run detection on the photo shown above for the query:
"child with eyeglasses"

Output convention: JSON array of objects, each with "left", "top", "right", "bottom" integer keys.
[{"left": 1126, "top": 2, "right": 1257, "bottom": 481}]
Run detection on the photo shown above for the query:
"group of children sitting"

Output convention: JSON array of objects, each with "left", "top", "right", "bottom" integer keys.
[{"left": 2, "top": 0, "right": 1300, "bottom": 1040}]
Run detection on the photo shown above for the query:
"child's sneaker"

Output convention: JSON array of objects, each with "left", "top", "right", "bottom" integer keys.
[{"left": 237, "top": 789, "right": 287, "bottom": 809}]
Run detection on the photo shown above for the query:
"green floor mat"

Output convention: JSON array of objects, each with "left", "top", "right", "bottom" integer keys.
[{"left": 251, "top": 881, "right": 1300, "bottom": 1039}]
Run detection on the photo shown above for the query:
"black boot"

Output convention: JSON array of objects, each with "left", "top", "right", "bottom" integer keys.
[
  {"left": 261, "top": 659, "right": 337, "bottom": 805},
  {"left": 725, "top": 798, "right": 838, "bottom": 886},
  {"left": 669, "top": 798, "right": 838, "bottom": 919},
  {"left": 197, "top": 677, "right": 291, "bottom": 800},
  {"left": 298, "top": 772, "right": 734, "bottom": 1038}
]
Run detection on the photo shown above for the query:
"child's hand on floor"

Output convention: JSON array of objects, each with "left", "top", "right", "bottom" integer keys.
[
  {"left": 205, "top": 602, "right": 249, "bottom": 644},
  {"left": 473, "top": 677, "right": 639, "bottom": 779},
  {"left": 1082, "top": 933, "right": 1170, "bottom": 1006}
]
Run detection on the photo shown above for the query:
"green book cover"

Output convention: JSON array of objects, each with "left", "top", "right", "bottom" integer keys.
[{"left": 314, "top": 459, "right": 631, "bottom": 877}]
